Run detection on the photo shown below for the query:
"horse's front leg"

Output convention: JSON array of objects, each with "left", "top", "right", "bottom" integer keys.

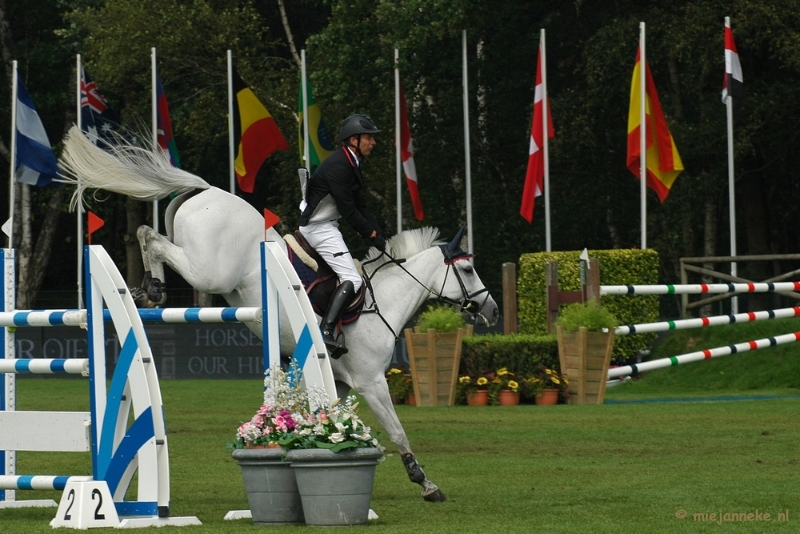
[{"left": 354, "top": 378, "right": 447, "bottom": 502}]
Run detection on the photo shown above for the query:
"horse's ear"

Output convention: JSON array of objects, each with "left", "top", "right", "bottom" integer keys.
[{"left": 448, "top": 226, "right": 466, "bottom": 253}]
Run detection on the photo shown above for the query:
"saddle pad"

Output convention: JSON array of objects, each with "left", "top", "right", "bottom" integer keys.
[{"left": 287, "top": 247, "right": 361, "bottom": 325}]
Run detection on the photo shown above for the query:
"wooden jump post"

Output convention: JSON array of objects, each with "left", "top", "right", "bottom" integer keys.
[{"left": 545, "top": 258, "right": 600, "bottom": 334}]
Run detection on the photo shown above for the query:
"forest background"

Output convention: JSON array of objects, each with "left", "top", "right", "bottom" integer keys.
[{"left": 2, "top": 0, "right": 799, "bottom": 313}]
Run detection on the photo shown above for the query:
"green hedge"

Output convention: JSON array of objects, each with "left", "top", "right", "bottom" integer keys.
[
  {"left": 517, "top": 249, "right": 660, "bottom": 362},
  {"left": 460, "top": 333, "right": 559, "bottom": 377}
]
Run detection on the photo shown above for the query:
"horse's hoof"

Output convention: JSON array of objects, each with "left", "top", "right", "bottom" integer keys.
[{"left": 423, "top": 489, "right": 447, "bottom": 503}]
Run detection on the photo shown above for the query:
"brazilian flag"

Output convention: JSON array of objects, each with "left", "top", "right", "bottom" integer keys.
[{"left": 298, "top": 78, "right": 334, "bottom": 174}]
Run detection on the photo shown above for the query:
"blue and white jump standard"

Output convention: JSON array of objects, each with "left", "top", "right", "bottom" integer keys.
[{"left": 0, "top": 246, "right": 201, "bottom": 528}]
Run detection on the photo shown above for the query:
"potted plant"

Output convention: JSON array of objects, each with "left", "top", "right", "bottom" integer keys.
[
  {"left": 525, "top": 365, "right": 569, "bottom": 405},
  {"left": 385, "top": 367, "right": 413, "bottom": 404},
  {"left": 229, "top": 364, "right": 307, "bottom": 525},
  {"left": 279, "top": 394, "right": 384, "bottom": 526},
  {"left": 404, "top": 304, "right": 473, "bottom": 406},
  {"left": 457, "top": 372, "right": 491, "bottom": 406},
  {"left": 489, "top": 367, "right": 521, "bottom": 406},
  {"left": 555, "top": 300, "right": 618, "bottom": 405}
]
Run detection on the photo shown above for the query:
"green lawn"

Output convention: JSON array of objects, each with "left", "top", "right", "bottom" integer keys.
[{"left": 2, "top": 375, "right": 798, "bottom": 533}]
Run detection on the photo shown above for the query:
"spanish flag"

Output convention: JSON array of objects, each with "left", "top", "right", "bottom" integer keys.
[
  {"left": 298, "top": 78, "right": 334, "bottom": 174},
  {"left": 626, "top": 47, "right": 683, "bottom": 202},
  {"left": 232, "top": 69, "right": 288, "bottom": 193}
]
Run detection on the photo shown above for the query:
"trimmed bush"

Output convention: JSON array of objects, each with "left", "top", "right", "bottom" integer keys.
[
  {"left": 460, "top": 333, "right": 559, "bottom": 378},
  {"left": 517, "top": 249, "right": 659, "bottom": 361}
]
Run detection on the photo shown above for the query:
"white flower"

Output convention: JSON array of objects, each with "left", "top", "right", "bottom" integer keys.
[
  {"left": 335, "top": 422, "right": 347, "bottom": 433},
  {"left": 329, "top": 432, "right": 345, "bottom": 444},
  {"left": 313, "top": 423, "right": 326, "bottom": 435}
]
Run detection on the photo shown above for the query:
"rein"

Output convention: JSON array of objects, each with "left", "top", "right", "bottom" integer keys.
[{"left": 358, "top": 250, "right": 491, "bottom": 341}]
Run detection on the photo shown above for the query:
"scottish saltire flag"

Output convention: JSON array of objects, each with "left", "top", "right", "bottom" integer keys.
[
  {"left": 15, "top": 73, "right": 59, "bottom": 187},
  {"left": 80, "top": 67, "right": 120, "bottom": 147},
  {"left": 722, "top": 20, "right": 743, "bottom": 114},
  {"left": 156, "top": 76, "right": 181, "bottom": 167}
]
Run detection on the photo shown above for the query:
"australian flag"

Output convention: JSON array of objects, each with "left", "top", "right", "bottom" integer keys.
[{"left": 80, "top": 67, "right": 120, "bottom": 147}]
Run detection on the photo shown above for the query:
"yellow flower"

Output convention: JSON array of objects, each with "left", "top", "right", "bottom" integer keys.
[
  {"left": 551, "top": 376, "right": 561, "bottom": 385},
  {"left": 508, "top": 380, "right": 519, "bottom": 390},
  {"left": 477, "top": 377, "right": 488, "bottom": 386},
  {"left": 497, "top": 367, "right": 509, "bottom": 377},
  {"left": 459, "top": 376, "right": 471, "bottom": 384},
  {"left": 389, "top": 368, "right": 403, "bottom": 375},
  {"left": 545, "top": 368, "right": 553, "bottom": 375},
  {"left": 492, "top": 377, "right": 501, "bottom": 384}
]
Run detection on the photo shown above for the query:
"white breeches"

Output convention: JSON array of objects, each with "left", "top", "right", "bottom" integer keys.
[{"left": 299, "top": 220, "right": 363, "bottom": 292}]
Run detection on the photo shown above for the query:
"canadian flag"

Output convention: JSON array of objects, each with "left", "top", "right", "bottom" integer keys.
[
  {"left": 520, "top": 46, "right": 554, "bottom": 224},
  {"left": 399, "top": 83, "right": 424, "bottom": 220}
]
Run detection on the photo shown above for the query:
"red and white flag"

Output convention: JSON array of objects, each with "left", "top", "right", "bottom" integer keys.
[
  {"left": 722, "top": 19, "right": 743, "bottom": 112},
  {"left": 399, "top": 83, "right": 424, "bottom": 221},
  {"left": 520, "top": 46, "right": 554, "bottom": 223}
]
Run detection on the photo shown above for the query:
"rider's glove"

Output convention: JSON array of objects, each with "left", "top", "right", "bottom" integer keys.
[{"left": 372, "top": 235, "right": 387, "bottom": 252}]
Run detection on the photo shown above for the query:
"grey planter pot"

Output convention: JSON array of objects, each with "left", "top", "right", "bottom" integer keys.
[
  {"left": 286, "top": 447, "right": 383, "bottom": 526},
  {"left": 231, "top": 447, "right": 304, "bottom": 525}
]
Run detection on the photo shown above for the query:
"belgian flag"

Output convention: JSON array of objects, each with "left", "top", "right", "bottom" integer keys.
[{"left": 232, "top": 69, "right": 288, "bottom": 193}]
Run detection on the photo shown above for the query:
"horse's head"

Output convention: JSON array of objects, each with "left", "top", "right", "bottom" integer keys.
[{"left": 434, "top": 227, "right": 499, "bottom": 327}]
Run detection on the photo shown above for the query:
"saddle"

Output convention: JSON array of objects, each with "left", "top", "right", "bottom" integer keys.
[{"left": 284, "top": 231, "right": 366, "bottom": 321}]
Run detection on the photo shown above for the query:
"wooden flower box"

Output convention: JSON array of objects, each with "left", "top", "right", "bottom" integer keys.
[
  {"left": 556, "top": 325, "right": 615, "bottom": 405},
  {"left": 404, "top": 325, "right": 473, "bottom": 407}
]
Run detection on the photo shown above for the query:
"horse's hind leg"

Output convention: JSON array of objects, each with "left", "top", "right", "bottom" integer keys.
[{"left": 137, "top": 225, "right": 173, "bottom": 305}]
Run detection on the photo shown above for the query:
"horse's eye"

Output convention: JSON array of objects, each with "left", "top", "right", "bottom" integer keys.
[{"left": 463, "top": 265, "right": 474, "bottom": 275}]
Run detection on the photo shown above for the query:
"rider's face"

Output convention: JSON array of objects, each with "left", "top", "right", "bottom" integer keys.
[{"left": 357, "top": 134, "right": 376, "bottom": 157}]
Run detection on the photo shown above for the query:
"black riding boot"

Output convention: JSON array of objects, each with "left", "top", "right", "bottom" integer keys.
[{"left": 321, "top": 281, "right": 355, "bottom": 359}]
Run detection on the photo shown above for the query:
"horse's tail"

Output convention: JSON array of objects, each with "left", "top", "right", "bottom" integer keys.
[{"left": 59, "top": 125, "right": 210, "bottom": 212}]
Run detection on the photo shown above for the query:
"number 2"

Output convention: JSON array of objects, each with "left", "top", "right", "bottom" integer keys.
[
  {"left": 92, "top": 488, "right": 105, "bottom": 520},
  {"left": 63, "top": 489, "right": 76, "bottom": 520}
]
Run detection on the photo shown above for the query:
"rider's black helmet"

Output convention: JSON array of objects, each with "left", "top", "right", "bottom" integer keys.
[{"left": 339, "top": 114, "right": 381, "bottom": 142}]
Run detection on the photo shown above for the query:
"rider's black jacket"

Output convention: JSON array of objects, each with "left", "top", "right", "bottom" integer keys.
[{"left": 298, "top": 147, "right": 382, "bottom": 239}]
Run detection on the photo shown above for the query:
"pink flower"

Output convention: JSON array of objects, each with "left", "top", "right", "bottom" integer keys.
[{"left": 317, "top": 412, "right": 329, "bottom": 424}]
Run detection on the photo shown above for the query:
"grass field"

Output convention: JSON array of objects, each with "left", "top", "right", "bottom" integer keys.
[{"left": 2, "top": 317, "right": 800, "bottom": 533}]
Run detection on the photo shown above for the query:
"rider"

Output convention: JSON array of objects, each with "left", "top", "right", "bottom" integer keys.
[{"left": 298, "top": 114, "right": 387, "bottom": 358}]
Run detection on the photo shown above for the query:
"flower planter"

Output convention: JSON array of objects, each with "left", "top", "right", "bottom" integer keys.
[
  {"left": 556, "top": 325, "right": 615, "bottom": 405},
  {"left": 404, "top": 325, "right": 473, "bottom": 406},
  {"left": 406, "top": 393, "right": 417, "bottom": 406},
  {"left": 466, "top": 389, "right": 489, "bottom": 406},
  {"left": 287, "top": 447, "right": 383, "bottom": 526},
  {"left": 535, "top": 388, "right": 559, "bottom": 405},
  {"left": 497, "top": 389, "right": 520, "bottom": 406},
  {"left": 231, "top": 448, "right": 304, "bottom": 525}
]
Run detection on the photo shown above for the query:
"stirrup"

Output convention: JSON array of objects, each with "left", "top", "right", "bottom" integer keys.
[{"left": 322, "top": 330, "right": 348, "bottom": 359}]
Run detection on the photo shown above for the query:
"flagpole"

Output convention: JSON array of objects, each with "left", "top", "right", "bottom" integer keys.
[
  {"left": 227, "top": 51, "right": 235, "bottom": 194},
  {"left": 76, "top": 55, "right": 84, "bottom": 308},
  {"left": 725, "top": 16, "right": 738, "bottom": 314},
  {"left": 540, "top": 29, "right": 552, "bottom": 252},
  {"left": 462, "top": 30, "right": 474, "bottom": 259},
  {"left": 639, "top": 22, "right": 647, "bottom": 250},
  {"left": 8, "top": 61, "right": 17, "bottom": 249},
  {"left": 395, "top": 48, "right": 402, "bottom": 233},
  {"left": 151, "top": 48, "right": 159, "bottom": 233},
  {"left": 301, "top": 50, "right": 310, "bottom": 171}
]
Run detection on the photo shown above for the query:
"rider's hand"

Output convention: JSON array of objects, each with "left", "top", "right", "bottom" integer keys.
[{"left": 372, "top": 235, "right": 386, "bottom": 252}]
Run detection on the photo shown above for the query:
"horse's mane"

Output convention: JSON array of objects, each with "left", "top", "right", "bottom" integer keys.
[{"left": 362, "top": 227, "right": 444, "bottom": 273}]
